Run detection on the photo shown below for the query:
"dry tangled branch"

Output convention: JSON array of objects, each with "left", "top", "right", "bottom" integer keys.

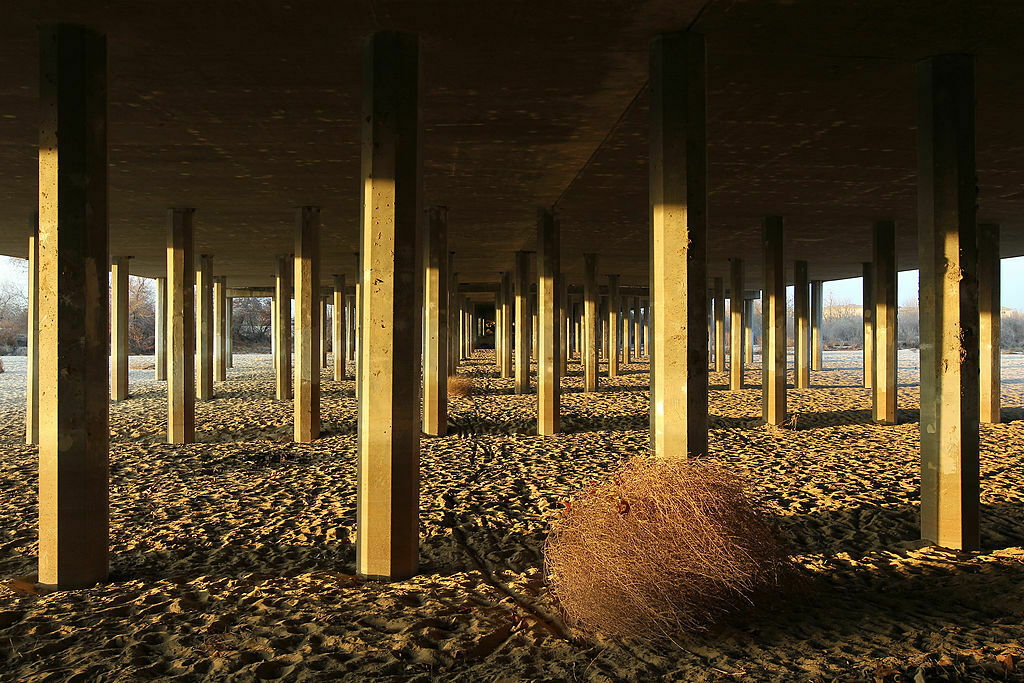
[{"left": 544, "top": 457, "right": 787, "bottom": 639}]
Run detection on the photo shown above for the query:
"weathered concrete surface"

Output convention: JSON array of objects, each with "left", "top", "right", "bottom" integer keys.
[
  {"left": 294, "top": 207, "right": 321, "bottom": 443},
  {"left": 167, "top": 209, "right": 196, "bottom": 445}
]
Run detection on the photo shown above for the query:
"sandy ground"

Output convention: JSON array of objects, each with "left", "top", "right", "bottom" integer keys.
[{"left": 1, "top": 350, "right": 1023, "bottom": 681}]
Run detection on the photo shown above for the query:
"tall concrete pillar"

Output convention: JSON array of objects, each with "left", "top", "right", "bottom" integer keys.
[
  {"left": 37, "top": 24, "right": 109, "bottom": 587},
  {"left": 531, "top": 296, "right": 537, "bottom": 363},
  {"left": 110, "top": 256, "right": 130, "bottom": 401},
  {"left": 26, "top": 230, "right": 39, "bottom": 444},
  {"left": 213, "top": 276, "right": 227, "bottom": 382},
  {"left": 793, "top": 260, "right": 809, "bottom": 389},
  {"left": 573, "top": 299, "right": 581, "bottom": 358},
  {"left": 811, "top": 279, "right": 824, "bottom": 371},
  {"left": 559, "top": 273, "right": 568, "bottom": 377},
  {"left": 607, "top": 275, "right": 620, "bottom": 377},
  {"left": 294, "top": 207, "right": 321, "bottom": 443},
  {"left": 155, "top": 277, "right": 167, "bottom": 381},
  {"left": 583, "top": 253, "right": 599, "bottom": 392},
  {"left": 729, "top": 258, "right": 744, "bottom": 390},
  {"left": 872, "top": 220, "right": 897, "bottom": 425},
  {"left": 195, "top": 255, "right": 214, "bottom": 401},
  {"left": 743, "top": 298, "right": 753, "bottom": 364},
  {"left": 762, "top": 217, "right": 786, "bottom": 426},
  {"left": 354, "top": 251, "right": 362, "bottom": 400},
  {"left": 167, "top": 209, "right": 196, "bottom": 445},
  {"left": 979, "top": 224, "right": 1000, "bottom": 424},
  {"left": 712, "top": 277, "right": 725, "bottom": 373},
  {"left": 357, "top": 32, "right": 421, "bottom": 580},
  {"left": 274, "top": 255, "right": 292, "bottom": 401},
  {"left": 918, "top": 54, "right": 979, "bottom": 550},
  {"left": 271, "top": 295, "right": 277, "bottom": 359},
  {"left": 862, "top": 262, "right": 874, "bottom": 389},
  {"left": 226, "top": 296, "right": 233, "bottom": 369},
  {"left": 423, "top": 206, "right": 448, "bottom": 437},
  {"left": 632, "top": 296, "right": 641, "bottom": 361},
  {"left": 448, "top": 258, "right": 458, "bottom": 376},
  {"left": 537, "top": 208, "right": 560, "bottom": 435},
  {"left": 500, "top": 271, "right": 513, "bottom": 378},
  {"left": 494, "top": 290, "right": 503, "bottom": 369},
  {"left": 650, "top": 32, "right": 708, "bottom": 458},
  {"left": 320, "top": 295, "right": 329, "bottom": 369},
  {"left": 347, "top": 294, "right": 356, "bottom": 362},
  {"left": 623, "top": 293, "right": 632, "bottom": 365},
  {"left": 514, "top": 250, "right": 531, "bottom": 394},
  {"left": 333, "top": 275, "right": 347, "bottom": 381}
]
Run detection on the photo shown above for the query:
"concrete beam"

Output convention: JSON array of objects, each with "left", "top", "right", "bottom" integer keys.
[
  {"left": 537, "top": 208, "right": 560, "bottom": 434},
  {"left": 167, "top": 209, "right": 196, "bottom": 444},
  {"left": 294, "top": 207, "right": 321, "bottom": 443},
  {"left": 762, "top": 216, "right": 786, "bottom": 426}
]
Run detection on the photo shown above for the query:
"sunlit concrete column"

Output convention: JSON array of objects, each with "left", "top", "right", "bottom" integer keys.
[
  {"left": 37, "top": 25, "right": 109, "bottom": 587},
  {"left": 811, "top": 279, "right": 824, "bottom": 371},
  {"left": 26, "top": 230, "right": 40, "bottom": 444},
  {"left": 762, "top": 217, "right": 786, "bottom": 426},
  {"left": 514, "top": 250, "right": 531, "bottom": 394},
  {"left": 423, "top": 206, "right": 448, "bottom": 437},
  {"left": 213, "top": 276, "right": 227, "bottom": 382},
  {"left": 333, "top": 275, "right": 347, "bottom": 381},
  {"left": 274, "top": 255, "right": 292, "bottom": 401},
  {"left": 226, "top": 296, "right": 233, "bottom": 369},
  {"left": 154, "top": 277, "right": 167, "bottom": 381},
  {"left": 650, "top": 32, "right": 707, "bottom": 458},
  {"left": 918, "top": 54, "right": 979, "bottom": 550},
  {"left": 572, "top": 299, "right": 581, "bottom": 358},
  {"left": 167, "top": 209, "right": 196, "bottom": 444},
  {"left": 729, "top": 258, "right": 744, "bottom": 390},
  {"left": 872, "top": 220, "right": 897, "bottom": 425},
  {"left": 271, "top": 295, "right": 277, "bottom": 360},
  {"left": 979, "top": 224, "right": 1000, "bottom": 424},
  {"left": 583, "top": 253, "right": 599, "bottom": 392},
  {"left": 607, "top": 275, "right": 621, "bottom": 377},
  {"left": 862, "top": 262, "right": 874, "bottom": 389},
  {"left": 494, "top": 290, "right": 502, "bottom": 370},
  {"left": 537, "top": 208, "right": 560, "bottom": 434},
  {"left": 743, "top": 298, "right": 753, "bottom": 364},
  {"left": 354, "top": 251, "right": 362, "bottom": 400},
  {"left": 448, "top": 258, "right": 458, "bottom": 376},
  {"left": 793, "top": 260, "right": 809, "bottom": 389},
  {"left": 643, "top": 297, "right": 650, "bottom": 357},
  {"left": 632, "top": 296, "right": 641, "bottom": 361},
  {"left": 347, "top": 294, "right": 356, "bottom": 363},
  {"left": 320, "top": 294, "right": 329, "bottom": 369},
  {"left": 712, "top": 277, "right": 725, "bottom": 373},
  {"left": 559, "top": 273, "right": 568, "bottom": 377},
  {"left": 195, "top": 255, "right": 214, "bottom": 401},
  {"left": 294, "top": 207, "right": 321, "bottom": 443},
  {"left": 500, "top": 271, "right": 513, "bottom": 378},
  {"left": 110, "top": 256, "right": 130, "bottom": 401}
]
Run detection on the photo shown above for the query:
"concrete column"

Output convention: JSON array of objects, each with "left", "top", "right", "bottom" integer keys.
[
  {"left": 110, "top": 256, "right": 130, "bottom": 401},
  {"left": 354, "top": 252, "right": 362, "bottom": 400},
  {"left": 494, "top": 290, "right": 502, "bottom": 369},
  {"left": 918, "top": 54, "right": 979, "bottom": 550},
  {"left": 537, "top": 208, "right": 560, "bottom": 435},
  {"left": 979, "top": 224, "right": 1000, "bottom": 424},
  {"left": 793, "top": 260, "right": 809, "bottom": 389},
  {"left": 274, "top": 255, "right": 292, "bottom": 400},
  {"left": 37, "top": 25, "right": 109, "bottom": 587},
  {"left": 167, "top": 209, "right": 196, "bottom": 444},
  {"left": 271, "top": 295, "right": 277, "bottom": 359},
  {"left": 213, "top": 276, "right": 227, "bottom": 382},
  {"left": 573, "top": 299, "right": 581, "bottom": 358},
  {"left": 514, "top": 250, "right": 531, "bottom": 394},
  {"left": 347, "top": 294, "right": 356, "bottom": 362},
  {"left": 643, "top": 298, "right": 650, "bottom": 357},
  {"left": 762, "top": 217, "right": 786, "bottom": 426},
  {"left": 599, "top": 296, "right": 608, "bottom": 360},
  {"left": 872, "top": 220, "right": 897, "bottom": 425},
  {"left": 226, "top": 296, "right": 233, "bottom": 369},
  {"left": 500, "top": 271, "right": 513, "bottom": 378},
  {"left": 423, "top": 206, "right": 448, "bottom": 436},
  {"left": 811, "top": 280, "right": 824, "bottom": 371},
  {"left": 607, "top": 275, "right": 620, "bottom": 377},
  {"left": 632, "top": 296, "right": 641, "bottom": 361},
  {"left": 333, "top": 275, "right": 347, "bottom": 381},
  {"left": 294, "top": 207, "right": 321, "bottom": 443},
  {"left": 320, "top": 295, "right": 329, "bottom": 369},
  {"left": 154, "top": 277, "right": 167, "bottom": 381},
  {"left": 583, "top": 253, "right": 599, "bottom": 392},
  {"left": 712, "top": 276, "right": 725, "bottom": 373},
  {"left": 862, "top": 262, "right": 874, "bottom": 389},
  {"left": 729, "top": 258, "right": 744, "bottom": 390},
  {"left": 559, "top": 273, "right": 568, "bottom": 377},
  {"left": 743, "top": 298, "right": 754, "bottom": 364},
  {"left": 623, "top": 293, "right": 633, "bottom": 365},
  {"left": 448, "top": 259, "right": 458, "bottom": 376},
  {"left": 195, "top": 255, "right": 214, "bottom": 401},
  {"left": 650, "top": 32, "right": 707, "bottom": 458},
  {"left": 26, "top": 230, "right": 39, "bottom": 444},
  {"left": 531, "top": 298, "right": 538, "bottom": 363}
]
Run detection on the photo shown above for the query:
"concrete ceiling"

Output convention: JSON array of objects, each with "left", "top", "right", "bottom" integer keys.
[{"left": 1, "top": 0, "right": 1023, "bottom": 289}]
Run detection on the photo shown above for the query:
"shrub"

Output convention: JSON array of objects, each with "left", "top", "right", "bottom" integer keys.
[
  {"left": 447, "top": 376, "right": 473, "bottom": 398},
  {"left": 544, "top": 457, "right": 787, "bottom": 638}
]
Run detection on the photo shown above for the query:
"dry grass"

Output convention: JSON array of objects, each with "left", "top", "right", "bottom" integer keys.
[
  {"left": 448, "top": 376, "right": 474, "bottom": 398},
  {"left": 544, "top": 456, "right": 787, "bottom": 639}
]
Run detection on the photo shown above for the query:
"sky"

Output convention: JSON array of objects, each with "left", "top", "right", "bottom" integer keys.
[{"left": 1, "top": 254, "right": 1022, "bottom": 310}]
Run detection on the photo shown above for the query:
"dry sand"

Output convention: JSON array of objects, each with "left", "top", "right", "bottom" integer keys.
[{"left": 1, "top": 350, "right": 1023, "bottom": 681}]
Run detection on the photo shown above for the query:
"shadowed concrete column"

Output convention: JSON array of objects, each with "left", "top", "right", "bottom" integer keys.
[
  {"left": 743, "top": 298, "right": 753, "bottom": 364},
  {"left": 226, "top": 297, "right": 233, "bottom": 368},
  {"left": 155, "top": 277, "right": 167, "bottom": 381},
  {"left": 26, "top": 230, "right": 39, "bottom": 444},
  {"left": 271, "top": 295, "right": 277, "bottom": 359},
  {"left": 918, "top": 54, "right": 979, "bottom": 550},
  {"left": 793, "top": 260, "right": 809, "bottom": 389},
  {"left": 713, "top": 277, "right": 725, "bottom": 373},
  {"left": 274, "top": 256, "right": 292, "bottom": 400},
  {"left": 357, "top": 32, "right": 421, "bottom": 580},
  {"left": 347, "top": 294, "right": 356, "bottom": 362},
  {"left": 195, "top": 255, "right": 214, "bottom": 401},
  {"left": 500, "top": 271, "right": 513, "bottom": 377},
  {"left": 729, "top": 258, "right": 744, "bottom": 390},
  {"left": 320, "top": 295, "right": 329, "bottom": 369},
  {"left": 294, "top": 207, "right": 321, "bottom": 443},
  {"left": 110, "top": 256, "right": 130, "bottom": 401},
  {"left": 354, "top": 252, "right": 362, "bottom": 400},
  {"left": 423, "top": 206, "right": 448, "bottom": 437},
  {"left": 583, "top": 253, "right": 599, "bottom": 392},
  {"left": 514, "top": 250, "right": 531, "bottom": 394},
  {"left": 38, "top": 25, "right": 109, "bottom": 587},
  {"left": 167, "top": 209, "right": 196, "bottom": 444},
  {"left": 559, "top": 273, "right": 568, "bottom": 377},
  {"left": 333, "top": 275, "right": 347, "bottom": 381},
  {"left": 607, "top": 274, "right": 620, "bottom": 377},
  {"left": 632, "top": 296, "right": 641, "bottom": 361},
  {"left": 862, "top": 262, "right": 874, "bottom": 389},
  {"left": 623, "top": 293, "right": 632, "bottom": 365},
  {"left": 537, "top": 208, "right": 560, "bottom": 435},
  {"left": 762, "top": 217, "right": 786, "bottom": 426},
  {"left": 811, "top": 280, "right": 824, "bottom": 371},
  {"left": 650, "top": 32, "right": 708, "bottom": 458},
  {"left": 494, "top": 290, "right": 502, "bottom": 369},
  {"left": 979, "top": 224, "right": 1000, "bottom": 424},
  {"left": 213, "top": 276, "right": 227, "bottom": 382},
  {"left": 448, "top": 258, "right": 458, "bottom": 376},
  {"left": 872, "top": 220, "right": 897, "bottom": 425}
]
